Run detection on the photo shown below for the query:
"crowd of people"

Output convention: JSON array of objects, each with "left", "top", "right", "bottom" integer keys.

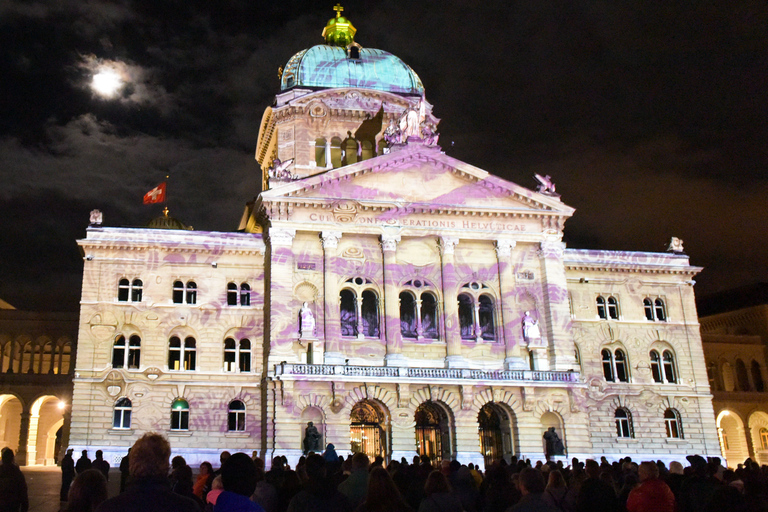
[{"left": 3, "top": 435, "right": 768, "bottom": 512}]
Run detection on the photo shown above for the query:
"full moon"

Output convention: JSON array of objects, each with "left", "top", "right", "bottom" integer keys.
[{"left": 92, "top": 69, "right": 122, "bottom": 97}]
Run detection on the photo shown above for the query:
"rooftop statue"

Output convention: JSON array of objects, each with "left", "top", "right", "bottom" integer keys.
[
  {"left": 268, "top": 158, "right": 295, "bottom": 181},
  {"left": 535, "top": 174, "right": 559, "bottom": 196}
]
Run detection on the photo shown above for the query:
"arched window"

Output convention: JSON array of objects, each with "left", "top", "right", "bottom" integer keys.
[
  {"left": 602, "top": 348, "right": 629, "bottom": 382},
  {"left": 615, "top": 408, "right": 633, "bottom": 438},
  {"left": 131, "top": 279, "right": 143, "bottom": 302},
  {"left": 343, "top": 136, "right": 358, "bottom": 165},
  {"left": 227, "top": 283, "right": 238, "bottom": 306},
  {"left": 643, "top": 298, "right": 654, "bottom": 321},
  {"left": 664, "top": 409, "right": 682, "bottom": 439},
  {"left": 707, "top": 361, "right": 721, "bottom": 391},
  {"left": 662, "top": 350, "right": 677, "bottom": 383},
  {"left": 315, "top": 137, "right": 327, "bottom": 168},
  {"left": 751, "top": 361, "right": 764, "bottom": 392},
  {"left": 170, "top": 399, "right": 189, "bottom": 431},
  {"left": 173, "top": 281, "right": 196, "bottom": 304},
  {"left": 118, "top": 278, "right": 142, "bottom": 302},
  {"left": 112, "top": 335, "right": 126, "bottom": 368},
  {"left": 607, "top": 297, "right": 619, "bottom": 319},
  {"left": 761, "top": 428, "right": 768, "bottom": 450},
  {"left": 400, "top": 291, "right": 417, "bottom": 339},
  {"left": 650, "top": 350, "right": 663, "bottom": 383},
  {"left": 458, "top": 294, "right": 474, "bottom": 340},
  {"left": 736, "top": 359, "right": 751, "bottom": 391},
  {"left": 330, "top": 137, "right": 342, "bottom": 168},
  {"left": 421, "top": 292, "right": 438, "bottom": 339},
  {"left": 224, "top": 338, "right": 251, "bottom": 373},
  {"left": 478, "top": 295, "right": 496, "bottom": 341},
  {"left": 361, "top": 140, "right": 374, "bottom": 161},
  {"left": 169, "top": 336, "right": 196, "bottom": 371},
  {"left": 654, "top": 299, "right": 667, "bottom": 321},
  {"left": 113, "top": 398, "right": 132, "bottom": 430},
  {"left": 602, "top": 349, "right": 614, "bottom": 381},
  {"left": 118, "top": 279, "right": 130, "bottom": 302},
  {"left": 228, "top": 400, "right": 246, "bottom": 432},
  {"left": 596, "top": 296, "right": 607, "bottom": 319},
  {"left": 360, "top": 290, "right": 379, "bottom": 337},
  {"left": 340, "top": 289, "right": 357, "bottom": 337},
  {"left": 240, "top": 283, "right": 251, "bottom": 306}
]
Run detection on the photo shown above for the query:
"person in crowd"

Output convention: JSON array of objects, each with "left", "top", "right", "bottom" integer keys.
[
  {"left": 575, "top": 459, "right": 618, "bottom": 512},
  {"left": 0, "top": 447, "right": 28, "bottom": 512},
  {"left": 174, "top": 464, "right": 205, "bottom": 509},
  {"left": 214, "top": 452, "right": 231, "bottom": 478},
  {"left": 506, "top": 467, "right": 559, "bottom": 512},
  {"left": 195, "top": 462, "right": 214, "bottom": 500},
  {"left": 286, "top": 453, "right": 351, "bottom": 512},
  {"left": 625, "top": 461, "right": 675, "bottom": 512},
  {"left": 207, "top": 476, "right": 224, "bottom": 510},
  {"left": 213, "top": 452, "right": 265, "bottom": 512},
  {"left": 322, "top": 444, "right": 339, "bottom": 463},
  {"left": 451, "top": 466, "right": 480, "bottom": 512},
  {"left": 417, "top": 470, "right": 463, "bottom": 512},
  {"left": 92, "top": 450, "right": 110, "bottom": 481},
  {"left": 95, "top": 432, "right": 201, "bottom": 512},
  {"left": 61, "top": 448, "right": 76, "bottom": 502},
  {"left": 63, "top": 469, "right": 108, "bottom": 512},
  {"left": 338, "top": 452, "right": 369, "bottom": 509},
  {"left": 542, "top": 470, "right": 568, "bottom": 511},
  {"left": 76, "top": 450, "right": 92, "bottom": 475},
  {"left": 118, "top": 448, "right": 130, "bottom": 493},
  {"left": 356, "top": 466, "right": 413, "bottom": 512}
]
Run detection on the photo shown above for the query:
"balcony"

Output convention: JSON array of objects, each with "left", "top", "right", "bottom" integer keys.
[{"left": 274, "top": 363, "right": 580, "bottom": 386}]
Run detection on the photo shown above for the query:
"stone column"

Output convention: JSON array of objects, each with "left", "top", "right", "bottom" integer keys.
[
  {"left": 496, "top": 240, "right": 526, "bottom": 370},
  {"left": 440, "top": 237, "right": 466, "bottom": 368},
  {"left": 325, "top": 140, "right": 332, "bottom": 169},
  {"left": 16, "top": 409, "right": 31, "bottom": 466},
  {"left": 538, "top": 237, "right": 575, "bottom": 371},
  {"left": 382, "top": 235, "right": 405, "bottom": 366},
  {"left": 268, "top": 228, "right": 297, "bottom": 364},
  {"left": 321, "top": 231, "right": 344, "bottom": 364}
]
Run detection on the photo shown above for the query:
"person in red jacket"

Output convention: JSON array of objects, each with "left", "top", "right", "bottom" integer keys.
[{"left": 626, "top": 461, "right": 675, "bottom": 512}]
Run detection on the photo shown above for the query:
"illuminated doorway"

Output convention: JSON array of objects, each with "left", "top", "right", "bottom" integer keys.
[
  {"left": 478, "top": 403, "right": 514, "bottom": 468},
  {"left": 415, "top": 401, "right": 451, "bottom": 465},
  {"left": 350, "top": 400, "right": 388, "bottom": 461}
]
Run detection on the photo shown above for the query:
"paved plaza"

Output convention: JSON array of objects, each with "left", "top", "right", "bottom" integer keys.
[{"left": 22, "top": 466, "right": 121, "bottom": 512}]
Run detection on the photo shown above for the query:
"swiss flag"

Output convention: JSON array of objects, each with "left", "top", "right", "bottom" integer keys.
[{"left": 143, "top": 182, "right": 167, "bottom": 204}]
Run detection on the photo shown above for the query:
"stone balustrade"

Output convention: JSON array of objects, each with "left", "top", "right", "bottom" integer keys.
[{"left": 274, "top": 363, "right": 579, "bottom": 384}]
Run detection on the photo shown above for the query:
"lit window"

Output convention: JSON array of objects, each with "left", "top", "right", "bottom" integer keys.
[
  {"left": 760, "top": 428, "right": 768, "bottom": 450},
  {"left": 118, "top": 278, "right": 142, "bottom": 302},
  {"left": 228, "top": 400, "right": 246, "bottom": 431},
  {"left": 113, "top": 398, "right": 132, "bottom": 429},
  {"left": 169, "top": 336, "right": 196, "bottom": 371},
  {"left": 170, "top": 399, "right": 189, "bottom": 431},
  {"left": 664, "top": 409, "right": 683, "bottom": 439},
  {"left": 173, "top": 281, "right": 197, "bottom": 304},
  {"left": 615, "top": 408, "right": 633, "bottom": 438}
]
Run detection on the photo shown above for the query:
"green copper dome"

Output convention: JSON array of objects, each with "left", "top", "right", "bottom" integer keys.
[{"left": 280, "top": 45, "right": 425, "bottom": 96}]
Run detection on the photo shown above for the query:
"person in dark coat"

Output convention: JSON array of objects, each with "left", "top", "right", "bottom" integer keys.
[
  {"left": 417, "top": 471, "right": 463, "bottom": 512},
  {"left": 76, "top": 450, "right": 92, "bottom": 475},
  {"left": 62, "top": 469, "right": 108, "bottom": 512},
  {"left": 575, "top": 459, "right": 618, "bottom": 512},
  {"left": 0, "top": 447, "right": 29, "bottom": 512},
  {"left": 118, "top": 449, "right": 130, "bottom": 493},
  {"left": 286, "top": 453, "right": 351, "bottom": 512},
  {"left": 95, "top": 433, "right": 201, "bottom": 512},
  {"left": 61, "top": 448, "right": 76, "bottom": 501},
  {"left": 92, "top": 450, "right": 110, "bottom": 481},
  {"left": 506, "top": 468, "right": 559, "bottom": 512},
  {"left": 213, "top": 453, "right": 265, "bottom": 512}
]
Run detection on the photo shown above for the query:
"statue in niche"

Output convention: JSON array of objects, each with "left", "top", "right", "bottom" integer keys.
[
  {"left": 300, "top": 302, "right": 315, "bottom": 338},
  {"left": 522, "top": 311, "right": 542, "bottom": 345},
  {"left": 303, "top": 421, "right": 322, "bottom": 454},
  {"left": 543, "top": 427, "right": 565, "bottom": 459}
]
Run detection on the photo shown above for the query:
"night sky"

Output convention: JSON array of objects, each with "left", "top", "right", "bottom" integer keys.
[{"left": 1, "top": 1, "right": 766, "bottom": 312}]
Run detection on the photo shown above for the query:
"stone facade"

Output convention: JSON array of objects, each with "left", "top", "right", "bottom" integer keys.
[
  {"left": 699, "top": 296, "right": 768, "bottom": 467},
  {"left": 67, "top": 22, "right": 721, "bottom": 467}
]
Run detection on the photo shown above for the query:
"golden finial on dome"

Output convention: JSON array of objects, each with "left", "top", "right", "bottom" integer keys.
[{"left": 322, "top": 4, "right": 356, "bottom": 47}]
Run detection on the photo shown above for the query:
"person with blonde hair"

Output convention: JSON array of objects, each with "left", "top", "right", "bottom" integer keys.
[{"left": 96, "top": 433, "right": 201, "bottom": 512}]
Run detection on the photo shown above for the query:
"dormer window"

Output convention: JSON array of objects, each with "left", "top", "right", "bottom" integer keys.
[{"left": 347, "top": 43, "right": 362, "bottom": 59}]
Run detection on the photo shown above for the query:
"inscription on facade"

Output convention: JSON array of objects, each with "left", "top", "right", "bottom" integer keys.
[{"left": 307, "top": 213, "right": 529, "bottom": 232}]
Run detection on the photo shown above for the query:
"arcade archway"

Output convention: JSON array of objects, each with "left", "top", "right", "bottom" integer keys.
[
  {"left": 350, "top": 399, "right": 388, "bottom": 461},
  {"left": 415, "top": 401, "right": 452, "bottom": 464},
  {"left": 478, "top": 402, "right": 515, "bottom": 467}
]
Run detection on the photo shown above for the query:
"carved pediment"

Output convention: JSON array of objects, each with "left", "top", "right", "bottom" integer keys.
[{"left": 260, "top": 145, "right": 574, "bottom": 231}]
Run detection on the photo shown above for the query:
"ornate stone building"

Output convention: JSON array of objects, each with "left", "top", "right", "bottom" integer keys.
[
  {"left": 699, "top": 284, "right": 768, "bottom": 467},
  {"left": 68, "top": 8, "right": 720, "bottom": 467},
  {"left": 0, "top": 302, "right": 76, "bottom": 465}
]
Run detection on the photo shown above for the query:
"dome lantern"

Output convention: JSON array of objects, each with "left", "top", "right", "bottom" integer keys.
[{"left": 322, "top": 4, "right": 356, "bottom": 48}]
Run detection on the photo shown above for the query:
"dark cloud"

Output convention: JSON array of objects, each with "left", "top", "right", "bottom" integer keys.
[{"left": 0, "top": 0, "right": 766, "bottom": 310}]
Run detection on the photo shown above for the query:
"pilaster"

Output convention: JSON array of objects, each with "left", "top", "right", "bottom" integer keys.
[
  {"left": 382, "top": 235, "right": 406, "bottom": 366},
  {"left": 268, "top": 227, "right": 297, "bottom": 363},
  {"left": 321, "top": 231, "right": 344, "bottom": 364},
  {"left": 538, "top": 238, "right": 575, "bottom": 371},
  {"left": 496, "top": 239, "right": 526, "bottom": 370},
  {"left": 440, "top": 237, "right": 466, "bottom": 368}
]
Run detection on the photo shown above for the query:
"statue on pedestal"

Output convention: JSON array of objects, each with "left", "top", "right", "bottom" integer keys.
[
  {"left": 522, "top": 311, "right": 542, "bottom": 345},
  {"left": 300, "top": 302, "right": 315, "bottom": 339},
  {"left": 303, "top": 421, "right": 322, "bottom": 454},
  {"left": 543, "top": 427, "right": 565, "bottom": 459}
]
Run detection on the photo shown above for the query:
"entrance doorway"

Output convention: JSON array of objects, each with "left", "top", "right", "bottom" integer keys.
[
  {"left": 350, "top": 400, "right": 388, "bottom": 461},
  {"left": 415, "top": 401, "right": 451, "bottom": 465},
  {"left": 478, "top": 402, "right": 514, "bottom": 468}
]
